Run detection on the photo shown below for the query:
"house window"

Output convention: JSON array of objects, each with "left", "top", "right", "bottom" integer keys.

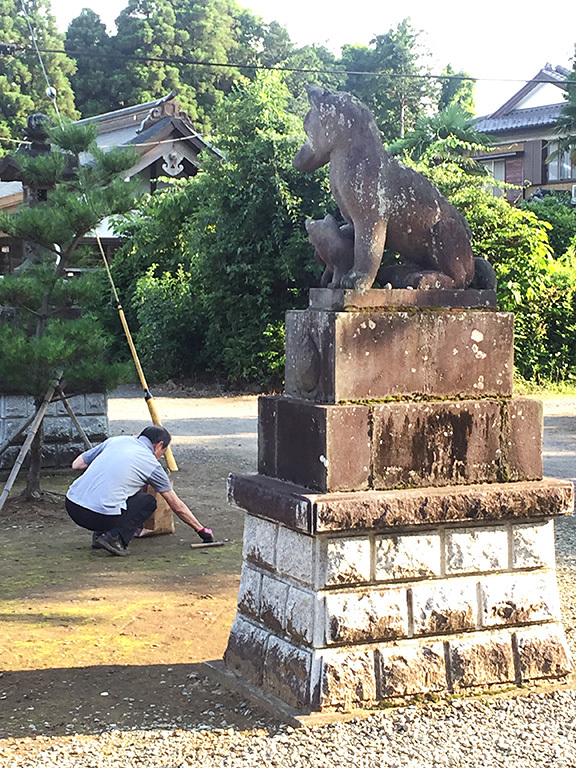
[
  {"left": 545, "top": 141, "right": 576, "bottom": 181},
  {"left": 480, "top": 158, "right": 506, "bottom": 196}
]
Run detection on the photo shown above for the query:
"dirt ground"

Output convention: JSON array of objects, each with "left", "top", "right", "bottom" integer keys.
[
  {"left": 0, "top": 385, "right": 268, "bottom": 740},
  {"left": 1, "top": 388, "right": 576, "bottom": 744}
]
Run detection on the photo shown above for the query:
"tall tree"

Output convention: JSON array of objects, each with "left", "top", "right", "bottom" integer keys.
[
  {"left": 438, "top": 64, "right": 475, "bottom": 115},
  {"left": 64, "top": 9, "right": 116, "bottom": 117},
  {"left": 341, "top": 19, "right": 437, "bottom": 141},
  {"left": 0, "top": 0, "right": 77, "bottom": 142}
]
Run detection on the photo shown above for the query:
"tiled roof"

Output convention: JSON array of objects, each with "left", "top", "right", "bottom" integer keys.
[{"left": 475, "top": 103, "right": 565, "bottom": 133}]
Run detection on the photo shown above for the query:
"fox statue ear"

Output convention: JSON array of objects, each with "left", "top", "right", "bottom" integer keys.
[{"left": 305, "top": 84, "right": 327, "bottom": 109}]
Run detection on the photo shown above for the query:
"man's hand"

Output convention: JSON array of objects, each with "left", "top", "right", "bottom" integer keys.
[{"left": 197, "top": 527, "right": 214, "bottom": 543}]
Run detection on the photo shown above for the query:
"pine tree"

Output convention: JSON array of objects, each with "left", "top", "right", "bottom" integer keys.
[{"left": 0, "top": 120, "right": 139, "bottom": 496}]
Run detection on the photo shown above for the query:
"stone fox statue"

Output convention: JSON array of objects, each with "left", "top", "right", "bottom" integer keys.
[{"left": 293, "top": 85, "right": 477, "bottom": 292}]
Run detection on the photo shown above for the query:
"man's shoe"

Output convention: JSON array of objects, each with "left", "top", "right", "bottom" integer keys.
[
  {"left": 95, "top": 532, "right": 129, "bottom": 557},
  {"left": 91, "top": 532, "right": 104, "bottom": 550}
]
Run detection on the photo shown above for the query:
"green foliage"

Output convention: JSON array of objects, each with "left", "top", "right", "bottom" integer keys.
[
  {"left": 112, "top": 73, "right": 331, "bottom": 386},
  {"left": 0, "top": 0, "right": 77, "bottom": 142},
  {"left": 416, "top": 157, "right": 576, "bottom": 383},
  {"left": 438, "top": 65, "right": 475, "bottom": 115},
  {"left": 387, "top": 105, "right": 491, "bottom": 165},
  {"left": 520, "top": 192, "right": 576, "bottom": 258},
  {"left": 341, "top": 20, "right": 438, "bottom": 141},
  {"left": 0, "top": 122, "right": 139, "bottom": 400},
  {"left": 132, "top": 265, "right": 197, "bottom": 380}
]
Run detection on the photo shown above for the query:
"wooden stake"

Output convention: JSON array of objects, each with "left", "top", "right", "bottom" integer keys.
[
  {"left": 0, "top": 377, "right": 60, "bottom": 512},
  {"left": 56, "top": 386, "right": 92, "bottom": 451}
]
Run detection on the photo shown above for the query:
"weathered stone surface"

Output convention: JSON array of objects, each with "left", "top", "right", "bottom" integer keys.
[
  {"left": 242, "top": 515, "right": 277, "bottom": 569},
  {"left": 236, "top": 565, "right": 262, "bottom": 619},
  {"left": 228, "top": 474, "right": 311, "bottom": 533},
  {"left": 76, "top": 415, "right": 109, "bottom": 442},
  {"left": 309, "top": 288, "right": 498, "bottom": 311},
  {"left": 258, "top": 396, "right": 278, "bottom": 476},
  {"left": 260, "top": 574, "right": 289, "bottom": 633},
  {"left": 503, "top": 398, "right": 543, "bottom": 481},
  {"left": 223, "top": 616, "right": 268, "bottom": 686},
  {"left": 322, "top": 537, "right": 371, "bottom": 587},
  {"left": 262, "top": 636, "right": 312, "bottom": 709},
  {"left": 42, "top": 416, "right": 72, "bottom": 443},
  {"left": 1, "top": 394, "right": 31, "bottom": 418},
  {"left": 85, "top": 393, "right": 107, "bottom": 414},
  {"left": 372, "top": 400, "right": 501, "bottom": 489},
  {"left": 449, "top": 633, "right": 515, "bottom": 688},
  {"left": 515, "top": 625, "right": 573, "bottom": 680},
  {"left": 512, "top": 520, "right": 556, "bottom": 569},
  {"left": 285, "top": 586, "right": 316, "bottom": 645},
  {"left": 276, "top": 526, "right": 315, "bottom": 584},
  {"left": 228, "top": 473, "right": 574, "bottom": 534},
  {"left": 325, "top": 588, "right": 408, "bottom": 644},
  {"left": 321, "top": 649, "right": 377, "bottom": 708},
  {"left": 411, "top": 580, "right": 477, "bottom": 635},
  {"left": 375, "top": 533, "right": 442, "bottom": 580},
  {"left": 259, "top": 397, "right": 371, "bottom": 492},
  {"left": 285, "top": 309, "right": 514, "bottom": 403},
  {"left": 479, "top": 572, "right": 561, "bottom": 628},
  {"left": 446, "top": 527, "right": 508, "bottom": 574},
  {"left": 375, "top": 642, "right": 447, "bottom": 697}
]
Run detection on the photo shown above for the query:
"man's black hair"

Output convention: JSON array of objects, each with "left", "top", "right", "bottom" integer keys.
[{"left": 139, "top": 425, "right": 171, "bottom": 448}]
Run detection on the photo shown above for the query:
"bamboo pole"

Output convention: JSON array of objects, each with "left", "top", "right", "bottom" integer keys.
[
  {"left": 0, "top": 377, "right": 59, "bottom": 512},
  {"left": 0, "top": 412, "right": 35, "bottom": 457},
  {"left": 94, "top": 231, "right": 178, "bottom": 472}
]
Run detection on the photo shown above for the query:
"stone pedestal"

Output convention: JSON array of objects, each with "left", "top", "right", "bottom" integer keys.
[{"left": 223, "top": 289, "right": 574, "bottom": 712}]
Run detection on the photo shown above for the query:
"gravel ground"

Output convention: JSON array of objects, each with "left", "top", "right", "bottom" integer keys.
[{"left": 3, "top": 395, "right": 576, "bottom": 767}]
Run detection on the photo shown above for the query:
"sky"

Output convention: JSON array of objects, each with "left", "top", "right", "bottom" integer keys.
[{"left": 50, "top": 0, "right": 576, "bottom": 117}]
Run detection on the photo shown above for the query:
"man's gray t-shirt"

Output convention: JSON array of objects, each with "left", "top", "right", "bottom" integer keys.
[{"left": 66, "top": 435, "right": 172, "bottom": 515}]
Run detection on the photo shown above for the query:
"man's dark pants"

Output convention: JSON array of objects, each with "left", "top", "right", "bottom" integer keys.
[{"left": 65, "top": 493, "right": 157, "bottom": 546}]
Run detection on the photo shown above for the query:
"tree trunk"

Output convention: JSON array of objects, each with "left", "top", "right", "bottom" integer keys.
[{"left": 24, "top": 401, "right": 44, "bottom": 497}]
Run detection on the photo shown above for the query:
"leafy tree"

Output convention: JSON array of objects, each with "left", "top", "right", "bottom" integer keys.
[
  {"left": 0, "top": 121, "right": 139, "bottom": 495},
  {"left": 64, "top": 9, "right": 117, "bottom": 117},
  {"left": 112, "top": 73, "right": 332, "bottom": 386},
  {"left": 520, "top": 191, "right": 576, "bottom": 258},
  {"left": 0, "top": 0, "right": 77, "bottom": 142},
  {"left": 341, "top": 19, "right": 437, "bottom": 141},
  {"left": 438, "top": 64, "right": 475, "bottom": 115},
  {"left": 413, "top": 156, "right": 576, "bottom": 382},
  {"left": 387, "top": 104, "right": 490, "bottom": 166},
  {"left": 554, "top": 46, "right": 576, "bottom": 164}
]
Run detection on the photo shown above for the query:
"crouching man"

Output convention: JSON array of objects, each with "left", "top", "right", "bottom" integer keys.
[{"left": 65, "top": 425, "right": 214, "bottom": 557}]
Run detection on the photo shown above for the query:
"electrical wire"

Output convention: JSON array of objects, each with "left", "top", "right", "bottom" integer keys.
[
  {"left": 5, "top": 43, "right": 575, "bottom": 86},
  {"left": 17, "top": 1, "right": 61, "bottom": 121}
]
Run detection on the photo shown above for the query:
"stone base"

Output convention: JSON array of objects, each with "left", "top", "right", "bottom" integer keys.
[
  {"left": 222, "top": 482, "right": 574, "bottom": 711},
  {"left": 224, "top": 619, "right": 572, "bottom": 711}
]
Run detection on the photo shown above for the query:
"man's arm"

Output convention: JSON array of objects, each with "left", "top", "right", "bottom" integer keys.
[
  {"left": 71, "top": 455, "right": 89, "bottom": 471},
  {"left": 159, "top": 489, "right": 206, "bottom": 533}
]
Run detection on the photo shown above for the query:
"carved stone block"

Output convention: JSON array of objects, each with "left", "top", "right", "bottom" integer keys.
[
  {"left": 375, "top": 642, "right": 447, "bottom": 697},
  {"left": 411, "top": 580, "right": 477, "bottom": 635},
  {"left": 325, "top": 588, "right": 408, "bottom": 644},
  {"left": 448, "top": 633, "right": 515, "bottom": 688},
  {"left": 285, "top": 309, "right": 514, "bottom": 403}
]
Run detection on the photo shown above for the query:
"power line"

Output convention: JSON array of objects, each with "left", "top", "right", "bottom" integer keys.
[
  {"left": 5, "top": 43, "right": 576, "bottom": 86},
  {"left": 17, "top": 2, "right": 61, "bottom": 120}
]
